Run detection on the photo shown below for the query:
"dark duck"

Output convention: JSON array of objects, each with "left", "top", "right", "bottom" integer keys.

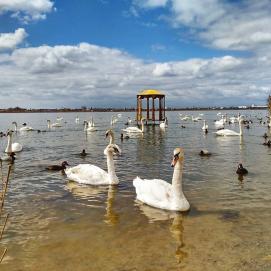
[
  {"left": 236, "top": 163, "right": 248, "bottom": 175},
  {"left": 46, "top": 161, "right": 69, "bottom": 171}
]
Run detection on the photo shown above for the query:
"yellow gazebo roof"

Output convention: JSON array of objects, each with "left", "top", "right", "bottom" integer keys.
[{"left": 138, "top": 89, "right": 164, "bottom": 96}]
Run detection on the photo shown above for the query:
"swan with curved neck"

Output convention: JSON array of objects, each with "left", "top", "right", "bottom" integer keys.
[
  {"left": 122, "top": 118, "right": 144, "bottom": 133},
  {"left": 13, "top": 121, "right": 33, "bottom": 132},
  {"left": 202, "top": 120, "right": 208, "bottom": 130},
  {"left": 47, "top": 119, "right": 62, "bottom": 128},
  {"left": 86, "top": 117, "right": 97, "bottom": 132},
  {"left": 65, "top": 144, "right": 121, "bottom": 185},
  {"left": 215, "top": 118, "right": 243, "bottom": 136},
  {"left": 133, "top": 147, "right": 190, "bottom": 211},
  {"left": 65, "top": 130, "right": 121, "bottom": 185},
  {"left": 5, "top": 130, "right": 23, "bottom": 153},
  {"left": 105, "top": 129, "right": 115, "bottom": 144}
]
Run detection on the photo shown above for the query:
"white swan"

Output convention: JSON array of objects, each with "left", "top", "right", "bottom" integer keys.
[
  {"left": 65, "top": 144, "right": 121, "bottom": 185},
  {"left": 12, "top": 122, "right": 33, "bottom": 132},
  {"left": 122, "top": 118, "right": 144, "bottom": 133},
  {"left": 133, "top": 147, "right": 190, "bottom": 211},
  {"left": 47, "top": 120, "right": 62, "bottom": 128},
  {"left": 110, "top": 115, "right": 118, "bottom": 126},
  {"left": 202, "top": 120, "right": 208, "bottom": 130},
  {"left": 160, "top": 117, "right": 168, "bottom": 129},
  {"left": 75, "top": 116, "right": 80, "bottom": 123},
  {"left": 86, "top": 117, "right": 97, "bottom": 132},
  {"left": 214, "top": 118, "right": 243, "bottom": 136},
  {"left": 5, "top": 130, "right": 23, "bottom": 153}
]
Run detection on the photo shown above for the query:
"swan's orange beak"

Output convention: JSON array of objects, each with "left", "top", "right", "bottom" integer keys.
[{"left": 171, "top": 155, "right": 179, "bottom": 167}]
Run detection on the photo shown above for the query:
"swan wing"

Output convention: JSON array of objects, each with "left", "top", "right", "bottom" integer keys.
[
  {"left": 12, "top": 143, "right": 23, "bottom": 152},
  {"left": 122, "top": 127, "right": 142, "bottom": 133},
  {"left": 133, "top": 177, "right": 173, "bottom": 209},
  {"left": 215, "top": 129, "right": 239, "bottom": 136},
  {"left": 65, "top": 164, "right": 109, "bottom": 185}
]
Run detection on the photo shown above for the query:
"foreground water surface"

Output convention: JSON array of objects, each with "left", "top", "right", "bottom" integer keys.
[{"left": 0, "top": 110, "right": 270, "bottom": 271}]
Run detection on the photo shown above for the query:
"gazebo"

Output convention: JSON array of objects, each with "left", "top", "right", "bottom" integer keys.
[{"left": 136, "top": 89, "right": 166, "bottom": 125}]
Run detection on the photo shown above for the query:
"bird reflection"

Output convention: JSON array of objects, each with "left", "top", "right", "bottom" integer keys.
[
  {"left": 104, "top": 185, "right": 119, "bottom": 226},
  {"left": 137, "top": 203, "right": 188, "bottom": 264},
  {"left": 66, "top": 182, "right": 119, "bottom": 226}
]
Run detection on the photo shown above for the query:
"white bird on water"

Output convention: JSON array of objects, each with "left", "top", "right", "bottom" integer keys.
[
  {"left": 122, "top": 118, "right": 145, "bottom": 134},
  {"left": 214, "top": 118, "right": 244, "bottom": 136},
  {"left": 5, "top": 130, "right": 23, "bottom": 153},
  {"left": 65, "top": 131, "right": 121, "bottom": 185},
  {"left": 12, "top": 122, "right": 33, "bottom": 132},
  {"left": 133, "top": 147, "right": 190, "bottom": 211}
]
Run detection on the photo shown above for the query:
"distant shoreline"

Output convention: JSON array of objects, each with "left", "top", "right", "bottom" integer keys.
[{"left": 0, "top": 106, "right": 268, "bottom": 113}]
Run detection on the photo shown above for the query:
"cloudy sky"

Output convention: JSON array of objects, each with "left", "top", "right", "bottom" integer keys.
[{"left": 0, "top": 0, "right": 271, "bottom": 108}]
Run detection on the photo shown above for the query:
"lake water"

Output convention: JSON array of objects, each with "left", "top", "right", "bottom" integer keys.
[{"left": 0, "top": 110, "right": 270, "bottom": 271}]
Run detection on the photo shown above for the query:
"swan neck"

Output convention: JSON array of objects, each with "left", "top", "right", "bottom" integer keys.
[
  {"left": 13, "top": 122, "right": 17, "bottom": 132},
  {"left": 141, "top": 120, "right": 144, "bottom": 132},
  {"left": 171, "top": 160, "right": 184, "bottom": 198},
  {"left": 109, "top": 134, "right": 115, "bottom": 144},
  {"left": 106, "top": 152, "right": 118, "bottom": 184},
  {"left": 239, "top": 121, "right": 243, "bottom": 136},
  {"left": 6, "top": 134, "right": 12, "bottom": 153}
]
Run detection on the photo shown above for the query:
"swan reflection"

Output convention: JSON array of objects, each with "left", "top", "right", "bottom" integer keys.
[
  {"left": 137, "top": 203, "right": 188, "bottom": 264},
  {"left": 66, "top": 182, "right": 119, "bottom": 226}
]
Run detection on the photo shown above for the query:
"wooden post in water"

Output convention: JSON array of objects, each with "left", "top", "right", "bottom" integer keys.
[{"left": 0, "top": 165, "right": 12, "bottom": 264}]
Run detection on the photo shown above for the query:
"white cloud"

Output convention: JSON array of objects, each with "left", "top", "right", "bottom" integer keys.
[
  {"left": 0, "top": 42, "right": 270, "bottom": 108},
  {"left": 0, "top": 28, "right": 27, "bottom": 51},
  {"left": 134, "top": 0, "right": 168, "bottom": 9},
  {"left": 0, "top": 0, "right": 54, "bottom": 22},
  {"left": 134, "top": 0, "right": 271, "bottom": 51}
]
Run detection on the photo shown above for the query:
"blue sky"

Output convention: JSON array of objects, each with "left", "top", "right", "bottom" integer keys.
[{"left": 0, "top": 0, "right": 271, "bottom": 108}]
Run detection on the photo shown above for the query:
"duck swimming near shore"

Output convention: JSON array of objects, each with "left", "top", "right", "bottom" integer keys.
[
  {"left": 199, "top": 149, "right": 212, "bottom": 157},
  {"left": 236, "top": 163, "right": 248, "bottom": 175},
  {"left": 46, "top": 161, "right": 69, "bottom": 171},
  {"left": 80, "top": 149, "right": 87, "bottom": 157}
]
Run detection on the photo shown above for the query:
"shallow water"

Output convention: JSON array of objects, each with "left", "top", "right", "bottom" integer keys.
[{"left": 0, "top": 110, "right": 270, "bottom": 271}]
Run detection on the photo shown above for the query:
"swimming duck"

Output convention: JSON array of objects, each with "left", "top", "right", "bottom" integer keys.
[
  {"left": 236, "top": 163, "right": 248, "bottom": 175},
  {"left": 199, "top": 149, "right": 212, "bottom": 156},
  {"left": 80, "top": 149, "right": 87, "bottom": 157},
  {"left": 46, "top": 161, "right": 69, "bottom": 171},
  {"left": 120, "top": 133, "right": 129, "bottom": 140}
]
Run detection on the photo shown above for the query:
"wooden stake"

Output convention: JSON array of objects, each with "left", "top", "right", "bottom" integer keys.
[
  {"left": 0, "top": 213, "right": 9, "bottom": 240},
  {"left": 0, "top": 248, "right": 7, "bottom": 263}
]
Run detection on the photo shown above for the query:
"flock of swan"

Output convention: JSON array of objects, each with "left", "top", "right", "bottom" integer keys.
[{"left": 1, "top": 111, "right": 270, "bottom": 213}]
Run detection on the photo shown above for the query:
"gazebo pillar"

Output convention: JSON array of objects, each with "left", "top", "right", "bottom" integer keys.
[
  {"left": 147, "top": 97, "right": 149, "bottom": 121},
  {"left": 152, "top": 97, "right": 155, "bottom": 122}
]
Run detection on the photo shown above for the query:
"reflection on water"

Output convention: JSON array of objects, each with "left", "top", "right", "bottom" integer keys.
[{"left": 0, "top": 111, "right": 270, "bottom": 270}]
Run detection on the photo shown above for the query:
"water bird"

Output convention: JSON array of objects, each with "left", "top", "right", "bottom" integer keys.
[
  {"left": 181, "top": 125, "right": 186, "bottom": 128},
  {"left": 120, "top": 133, "right": 129, "bottom": 140},
  {"left": 124, "top": 117, "right": 132, "bottom": 125},
  {"left": 5, "top": 130, "right": 23, "bottom": 153},
  {"left": 106, "top": 129, "right": 115, "bottom": 144},
  {"left": 263, "top": 140, "right": 271, "bottom": 147},
  {"left": 1, "top": 152, "right": 16, "bottom": 163},
  {"left": 12, "top": 121, "right": 34, "bottom": 132},
  {"left": 133, "top": 147, "right": 190, "bottom": 211},
  {"left": 46, "top": 161, "right": 69, "bottom": 171},
  {"left": 214, "top": 118, "right": 243, "bottom": 136},
  {"left": 80, "top": 149, "right": 87, "bottom": 157},
  {"left": 47, "top": 120, "right": 62, "bottom": 128},
  {"left": 236, "top": 164, "right": 248, "bottom": 175},
  {"left": 122, "top": 118, "right": 145, "bottom": 134},
  {"left": 263, "top": 133, "right": 268, "bottom": 139},
  {"left": 65, "top": 144, "right": 121, "bottom": 185},
  {"left": 160, "top": 117, "right": 168, "bottom": 129},
  {"left": 199, "top": 149, "right": 212, "bottom": 156}
]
